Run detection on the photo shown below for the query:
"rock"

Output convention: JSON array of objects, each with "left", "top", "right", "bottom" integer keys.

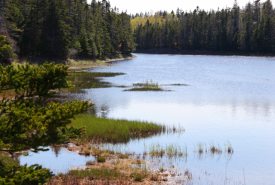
[{"left": 86, "top": 160, "right": 96, "bottom": 166}]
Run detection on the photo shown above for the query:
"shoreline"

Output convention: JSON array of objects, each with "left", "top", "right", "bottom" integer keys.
[
  {"left": 134, "top": 49, "right": 275, "bottom": 57},
  {"left": 46, "top": 143, "right": 184, "bottom": 185},
  {"left": 67, "top": 55, "right": 134, "bottom": 70}
]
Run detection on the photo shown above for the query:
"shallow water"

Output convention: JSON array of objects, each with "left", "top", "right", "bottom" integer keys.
[
  {"left": 21, "top": 54, "right": 275, "bottom": 184},
  {"left": 19, "top": 147, "right": 94, "bottom": 174}
]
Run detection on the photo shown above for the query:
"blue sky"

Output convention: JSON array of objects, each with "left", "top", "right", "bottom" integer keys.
[{"left": 88, "top": 0, "right": 275, "bottom": 14}]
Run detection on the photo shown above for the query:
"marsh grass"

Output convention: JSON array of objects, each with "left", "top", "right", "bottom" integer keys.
[
  {"left": 68, "top": 168, "right": 124, "bottom": 180},
  {"left": 53, "top": 164, "right": 149, "bottom": 184},
  {"left": 196, "top": 144, "right": 234, "bottom": 156},
  {"left": 67, "top": 71, "right": 124, "bottom": 93},
  {"left": 145, "top": 143, "right": 233, "bottom": 159},
  {"left": 125, "top": 80, "right": 165, "bottom": 91},
  {"left": 71, "top": 114, "right": 165, "bottom": 143},
  {"left": 77, "top": 145, "right": 129, "bottom": 160},
  {"left": 147, "top": 144, "right": 187, "bottom": 158}
]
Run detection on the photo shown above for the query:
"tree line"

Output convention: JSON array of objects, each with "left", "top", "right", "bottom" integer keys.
[
  {"left": 2, "top": 0, "right": 134, "bottom": 60},
  {"left": 132, "top": 0, "right": 275, "bottom": 54}
]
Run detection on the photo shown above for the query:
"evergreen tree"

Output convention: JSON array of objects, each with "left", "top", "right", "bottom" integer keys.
[
  {"left": 40, "top": 0, "right": 69, "bottom": 59},
  {"left": 132, "top": 0, "right": 275, "bottom": 54},
  {"left": 2, "top": 0, "right": 134, "bottom": 59}
]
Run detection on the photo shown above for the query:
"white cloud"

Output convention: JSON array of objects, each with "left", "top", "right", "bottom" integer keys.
[{"left": 87, "top": 0, "right": 275, "bottom": 14}]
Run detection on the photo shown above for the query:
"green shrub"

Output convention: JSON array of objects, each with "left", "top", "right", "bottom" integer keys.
[
  {"left": 0, "top": 63, "right": 69, "bottom": 97},
  {"left": 0, "top": 153, "right": 18, "bottom": 177},
  {"left": 0, "top": 35, "right": 13, "bottom": 63},
  {"left": 0, "top": 153, "right": 52, "bottom": 185}
]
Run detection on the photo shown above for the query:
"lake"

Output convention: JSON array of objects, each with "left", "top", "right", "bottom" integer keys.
[{"left": 21, "top": 54, "right": 275, "bottom": 185}]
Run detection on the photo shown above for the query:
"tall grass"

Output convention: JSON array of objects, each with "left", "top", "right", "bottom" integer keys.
[
  {"left": 126, "top": 80, "right": 164, "bottom": 91},
  {"left": 71, "top": 114, "right": 165, "bottom": 143},
  {"left": 147, "top": 144, "right": 187, "bottom": 158}
]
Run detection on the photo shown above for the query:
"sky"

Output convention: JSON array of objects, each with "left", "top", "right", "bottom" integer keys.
[{"left": 88, "top": 0, "right": 275, "bottom": 14}]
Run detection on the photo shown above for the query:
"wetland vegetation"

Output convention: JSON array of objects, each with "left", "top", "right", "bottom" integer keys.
[
  {"left": 126, "top": 81, "right": 165, "bottom": 91},
  {"left": 71, "top": 114, "right": 165, "bottom": 143}
]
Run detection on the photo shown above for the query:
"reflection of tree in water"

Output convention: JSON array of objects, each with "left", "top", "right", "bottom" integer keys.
[
  {"left": 100, "top": 104, "right": 109, "bottom": 118},
  {"left": 52, "top": 146, "right": 61, "bottom": 157}
]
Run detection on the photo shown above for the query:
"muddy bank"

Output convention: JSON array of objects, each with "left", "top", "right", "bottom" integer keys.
[{"left": 47, "top": 143, "right": 191, "bottom": 185}]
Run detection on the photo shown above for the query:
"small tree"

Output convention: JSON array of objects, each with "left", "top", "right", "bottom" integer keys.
[{"left": 0, "top": 63, "right": 90, "bottom": 184}]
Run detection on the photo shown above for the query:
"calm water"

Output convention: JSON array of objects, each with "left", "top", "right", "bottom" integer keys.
[
  {"left": 21, "top": 54, "right": 275, "bottom": 184},
  {"left": 19, "top": 147, "right": 94, "bottom": 174},
  {"left": 87, "top": 54, "right": 275, "bottom": 185}
]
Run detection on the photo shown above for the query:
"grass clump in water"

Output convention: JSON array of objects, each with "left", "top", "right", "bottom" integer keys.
[
  {"left": 147, "top": 144, "right": 186, "bottom": 158},
  {"left": 126, "top": 80, "right": 164, "bottom": 91},
  {"left": 71, "top": 114, "right": 165, "bottom": 143}
]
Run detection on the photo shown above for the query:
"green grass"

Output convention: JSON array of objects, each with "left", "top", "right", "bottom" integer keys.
[
  {"left": 125, "top": 81, "right": 164, "bottom": 91},
  {"left": 71, "top": 114, "right": 164, "bottom": 143}
]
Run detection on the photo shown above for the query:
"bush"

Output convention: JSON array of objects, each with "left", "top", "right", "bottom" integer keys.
[
  {"left": 0, "top": 154, "right": 52, "bottom": 185},
  {"left": 0, "top": 153, "right": 18, "bottom": 177},
  {"left": 0, "top": 99, "right": 89, "bottom": 152},
  {"left": 0, "top": 63, "right": 69, "bottom": 97},
  {"left": 0, "top": 35, "right": 13, "bottom": 63}
]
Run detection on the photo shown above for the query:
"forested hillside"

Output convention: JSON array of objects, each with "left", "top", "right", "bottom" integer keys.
[
  {"left": 132, "top": 0, "right": 275, "bottom": 54},
  {"left": 1, "top": 0, "right": 275, "bottom": 61},
  {"left": 1, "top": 0, "right": 134, "bottom": 60}
]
